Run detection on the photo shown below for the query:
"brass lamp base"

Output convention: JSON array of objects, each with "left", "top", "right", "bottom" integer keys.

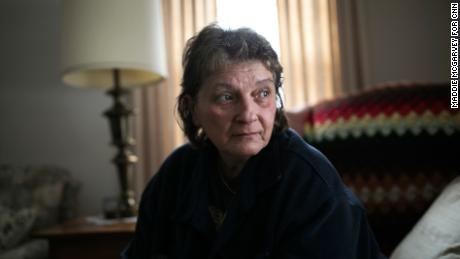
[{"left": 103, "top": 69, "right": 138, "bottom": 218}]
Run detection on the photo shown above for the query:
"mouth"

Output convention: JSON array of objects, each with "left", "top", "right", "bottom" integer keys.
[{"left": 233, "top": 132, "right": 260, "bottom": 137}]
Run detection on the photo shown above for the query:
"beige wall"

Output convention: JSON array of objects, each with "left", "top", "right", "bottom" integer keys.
[
  {"left": 0, "top": 0, "right": 119, "bottom": 216},
  {"left": 357, "top": 0, "right": 449, "bottom": 87}
]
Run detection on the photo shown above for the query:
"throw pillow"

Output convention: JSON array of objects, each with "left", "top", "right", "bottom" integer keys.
[
  {"left": 390, "top": 176, "right": 460, "bottom": 259},
  {"left": 0, "top": 206, "right": 37, "bottom": 252}
]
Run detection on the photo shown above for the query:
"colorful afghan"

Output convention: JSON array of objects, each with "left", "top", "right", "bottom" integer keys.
[{"left": 300, "top": 82, "right": 460, "bottom": 254}]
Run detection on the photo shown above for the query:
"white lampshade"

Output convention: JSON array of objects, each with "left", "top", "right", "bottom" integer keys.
[{"left": 60, "top": 0, "right": 167, "bottom": 89}]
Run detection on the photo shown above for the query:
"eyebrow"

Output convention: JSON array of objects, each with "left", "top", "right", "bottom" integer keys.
[
  {"left": 213, "top": 78, "right": 274, "bottom": 90},
  {"left": 256, "top": 78, "right": 275, "bottom": 85}
]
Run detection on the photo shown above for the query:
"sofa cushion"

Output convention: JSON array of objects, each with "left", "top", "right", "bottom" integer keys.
[
  {"left": 390, "top": 176, "right": 460, "bottom": 259},
  {"left": 0, "top": 206, "right": 36, "bottom": 252}
]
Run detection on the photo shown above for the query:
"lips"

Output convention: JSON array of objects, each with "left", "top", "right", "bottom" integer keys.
[{"left": 232, "top": 131, "right": 260, "bottom": 137}]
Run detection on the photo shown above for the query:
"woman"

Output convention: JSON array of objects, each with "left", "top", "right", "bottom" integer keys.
[{"left": 122, "top": 24, "right": 386, "bottom": 259}]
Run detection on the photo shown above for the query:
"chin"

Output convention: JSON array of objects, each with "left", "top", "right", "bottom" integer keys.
[{"left": 232, "top": 143, "right": 266, "bottom": 158}]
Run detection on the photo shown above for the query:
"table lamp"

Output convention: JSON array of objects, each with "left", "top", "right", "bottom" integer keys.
[{"left": 59, "top": 0, "right": 167, "bottom": 217}]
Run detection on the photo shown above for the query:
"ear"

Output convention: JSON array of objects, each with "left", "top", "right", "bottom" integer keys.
[{"left": 183, "top": 95, "right": 201, "bottom": 127}]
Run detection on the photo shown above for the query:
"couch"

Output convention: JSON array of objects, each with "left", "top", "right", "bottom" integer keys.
[
  {"left": 0, "top": 165, "right": 80, "bottom": 259},
  {"left": 285, "top": 81, "right": 460, "bottom": 256}
]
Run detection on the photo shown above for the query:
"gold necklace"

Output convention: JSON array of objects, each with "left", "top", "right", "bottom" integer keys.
[{"left": 219, "top": 173, "right": 236, "bottom": 195}]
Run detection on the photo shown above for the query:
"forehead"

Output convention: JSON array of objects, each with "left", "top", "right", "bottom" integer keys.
[{"left": 202, "top": 60, "right": 273, "bottom": 89}]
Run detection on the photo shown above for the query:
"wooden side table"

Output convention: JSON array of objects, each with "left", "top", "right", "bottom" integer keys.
[{"left": 32, "top": 217, "right": 135, "bottom": 259}]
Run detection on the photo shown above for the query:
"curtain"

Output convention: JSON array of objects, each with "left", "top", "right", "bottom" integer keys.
[
  {"left": 277, "top": 0, "right": 363, "bottom": 108},
  {"left": 132, "top": 0, "right": 216, "bottom": 197}
]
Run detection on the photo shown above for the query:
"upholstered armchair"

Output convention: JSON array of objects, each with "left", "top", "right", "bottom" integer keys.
[{"left": 0, "top": 165, "right": 80, "bottom": 259}]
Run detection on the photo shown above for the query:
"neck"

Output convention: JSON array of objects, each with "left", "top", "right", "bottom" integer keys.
[{"left": 218, "top": 155, "right": 247, "bottom": 180}]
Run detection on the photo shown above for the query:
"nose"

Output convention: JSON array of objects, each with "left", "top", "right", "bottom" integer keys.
[{"left": 235, "top": 96, "right": 257, "bottom": 123}]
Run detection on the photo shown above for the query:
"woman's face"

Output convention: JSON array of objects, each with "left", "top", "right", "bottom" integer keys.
[{"left": 192, "top": 60, "right": 277, "bottom": 164}]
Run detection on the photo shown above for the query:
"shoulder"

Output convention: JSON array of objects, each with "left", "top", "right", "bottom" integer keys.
[
  {"left": 161, "top": 143, "right": 198, "bottom": 168},
  {"left": 154, "top": 143, "right": 201, "bottom": 177},
  {"left": 276, "top": 129, "right": 365, "bottom": 209},
  {"left": 271, "top": 130, "right": 368, "bottom": 225},
  {"left": 276, "top": 129, "right": 342, "bottom": 189},
  {"left": 143, "top": 143, "right": 200, "bottom": 192}
]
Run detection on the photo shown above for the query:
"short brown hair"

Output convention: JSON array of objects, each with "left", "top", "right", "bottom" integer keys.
[{"left": 177, "top": 24, "right": 288, "bottom": 147}]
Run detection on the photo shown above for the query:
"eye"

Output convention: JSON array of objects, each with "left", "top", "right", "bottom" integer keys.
[
  {"left": 257, "top": 88, "right": 271, "bottom": 99},
  {"left": 216, "top": 93, "right": 233, "bottom": 103}
]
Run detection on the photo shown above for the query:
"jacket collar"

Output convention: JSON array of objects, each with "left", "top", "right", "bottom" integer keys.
[
  {"left": 210, "top": 134, "right": 284, "bottom": 257},
  {"left": 239, "top": 134, "right": 283, "bottom": 211}
]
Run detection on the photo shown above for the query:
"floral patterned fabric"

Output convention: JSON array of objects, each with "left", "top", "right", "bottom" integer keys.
[
  {"left": 0, "top": 165, "right": 80, "bottom": 259},
  {"left": 0, "top": 239, "right": 48, "bottom": 259},
  {"left": 0, "top": 206, "right": 37, "bottom": 252}
]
